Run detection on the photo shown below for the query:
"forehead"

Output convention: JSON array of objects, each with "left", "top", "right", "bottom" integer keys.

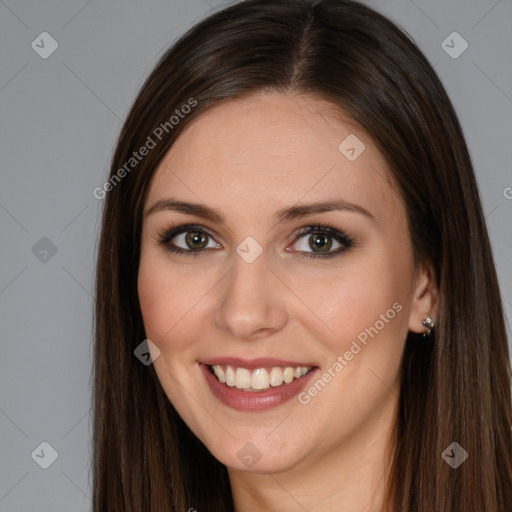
[{"left": 146, "top": 90, "right": 402, "bottom": 224}]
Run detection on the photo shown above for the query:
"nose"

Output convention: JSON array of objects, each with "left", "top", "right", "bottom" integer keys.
[{"left": 214, "top": 250, "right": 288, "bottom": 341}]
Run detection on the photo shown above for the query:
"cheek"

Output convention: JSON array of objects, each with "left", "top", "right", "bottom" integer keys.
[
  {"left": 137, "top": 251, "right": 220, "bottom": 358},
  {"left": 137, "top": 256, "right": 186, "bottom": 344},
  {"left": 290, "top": 250, "right": 412, "bottom": 356}
]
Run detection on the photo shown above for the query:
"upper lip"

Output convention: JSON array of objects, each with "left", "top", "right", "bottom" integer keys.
[{"left": 201, "top": 357, "right": 317, "bottom": 369}]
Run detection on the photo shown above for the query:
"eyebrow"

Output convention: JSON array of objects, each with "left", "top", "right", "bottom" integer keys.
[{"left": 144, "top": 198, "right": 376, "bottom": 224}]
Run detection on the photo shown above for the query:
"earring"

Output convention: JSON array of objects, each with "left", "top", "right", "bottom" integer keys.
[{"left": 422, "top": 316, "right": 434, "bottom": 337}]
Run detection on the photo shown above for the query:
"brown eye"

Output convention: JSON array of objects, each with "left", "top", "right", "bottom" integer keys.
[
  {"left": 159, "top": 224, "right": 221, "bottom": 255},
  {"left": 291, "top": 224, "right": 353, "bottom": 259},
  {"left": 308, "top": 233, "right": 332, "bottom": 252},
  {"left": 185, "top": 231, "right": 209, "bottom": 249}
]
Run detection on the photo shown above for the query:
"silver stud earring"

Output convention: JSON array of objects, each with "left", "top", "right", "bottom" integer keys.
[{"left": 422, "top": 316, "right": 434, "bottom": 337}]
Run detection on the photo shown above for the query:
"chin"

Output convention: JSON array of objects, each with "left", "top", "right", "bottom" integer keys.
[{"left": 205, "top": 434, "right": 310, "bottom": 474}]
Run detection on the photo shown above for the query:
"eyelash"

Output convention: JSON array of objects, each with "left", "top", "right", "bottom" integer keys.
[{"left": 156, "top": 222, "right": 353, "bottom": 260}]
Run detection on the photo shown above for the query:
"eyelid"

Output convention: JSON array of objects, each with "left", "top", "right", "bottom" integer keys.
[
  {"left": 157, "top": 223, "right": 220, "bottom": 244},
  {"left": 292, "top": 223, "right": 352, "bottom": 244}
]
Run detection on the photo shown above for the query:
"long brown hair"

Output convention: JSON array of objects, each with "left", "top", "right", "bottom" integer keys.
[{"left": 92, "top": 1, "right": 512, "bottom": 510}]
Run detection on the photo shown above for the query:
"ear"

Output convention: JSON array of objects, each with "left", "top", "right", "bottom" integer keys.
[{"left": 408, "top": 260, "right": 438, "bottom": 334}]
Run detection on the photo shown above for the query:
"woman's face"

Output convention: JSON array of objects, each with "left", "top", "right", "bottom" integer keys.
[{"left": 138, "top": 90, "right": 435, "bottom": 473}]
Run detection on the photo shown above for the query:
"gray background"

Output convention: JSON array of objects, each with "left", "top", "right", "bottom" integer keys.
[{"left": 0, "top": 0, "right": 511, "bottom": 510}]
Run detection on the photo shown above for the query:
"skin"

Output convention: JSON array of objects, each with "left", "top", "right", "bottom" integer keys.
[{"left": 137, "top": 90, "right": 438, "bottom": 512}]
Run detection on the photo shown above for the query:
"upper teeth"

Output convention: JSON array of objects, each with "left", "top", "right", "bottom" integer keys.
[{"left": 211, "top": 365, "right": 312, "bottom": 391}]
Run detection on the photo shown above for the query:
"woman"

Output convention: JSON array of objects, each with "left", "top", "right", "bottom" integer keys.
[{"left": 92, "top": 0, "right": 512, "bottom": 510}]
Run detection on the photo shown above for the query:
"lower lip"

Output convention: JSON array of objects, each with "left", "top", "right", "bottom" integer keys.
[{"left": 199, "top": 363, "right": 319, "bottom": 411}]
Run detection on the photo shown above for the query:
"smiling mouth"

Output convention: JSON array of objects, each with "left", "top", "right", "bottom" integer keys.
[{"left": 208, "top": 364, "right": 314, "bottom": 392}]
